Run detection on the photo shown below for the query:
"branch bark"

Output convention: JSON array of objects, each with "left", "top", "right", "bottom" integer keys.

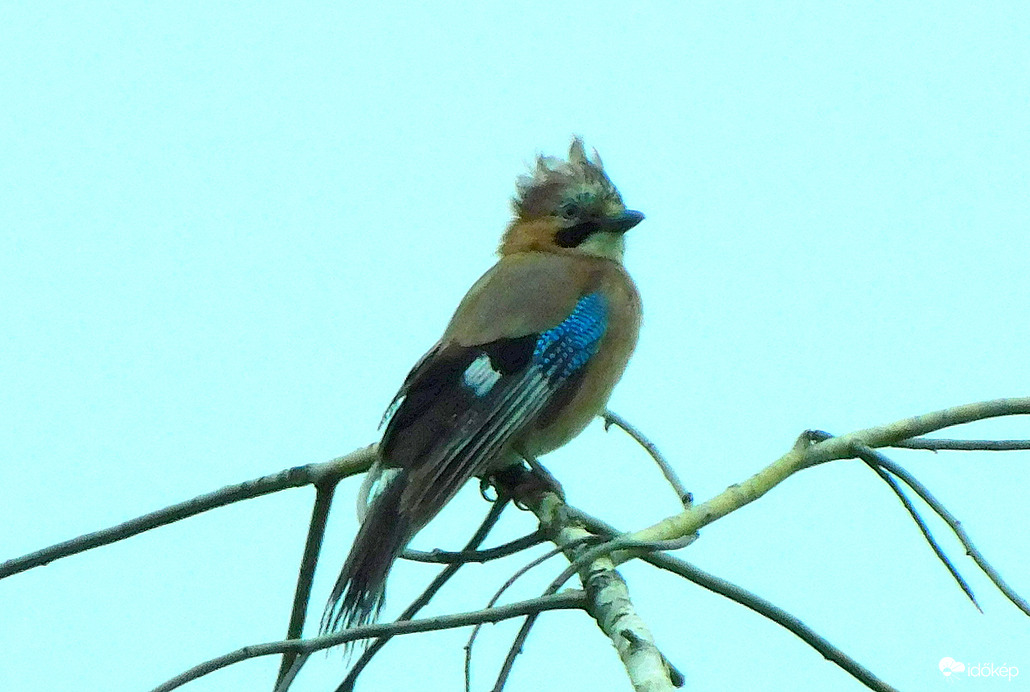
[
  {"left": 0, "top": 446, "right": 376, "bottom": 580},
  {"left": 492, "top": 470, "right": 684, "bottom": 692},
  {"left": 621, "top": 397, "right": 1030, "bottom": 550},
  {"left": 149, "top": 592, "right": 586, "bottom": 692}
]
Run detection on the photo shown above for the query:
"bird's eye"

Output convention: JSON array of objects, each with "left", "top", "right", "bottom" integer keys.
[{"left": 561, "top": 203, "right": 580, "bottom": 220}]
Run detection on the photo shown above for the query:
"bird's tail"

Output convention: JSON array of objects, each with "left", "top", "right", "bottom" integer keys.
[{"left": 320, "top": 468, "right": 412, "bottom": 638}]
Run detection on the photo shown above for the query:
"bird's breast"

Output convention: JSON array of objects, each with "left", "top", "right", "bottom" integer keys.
[{"left": 518, "top": 261, "right": 641, "bottom": 457}]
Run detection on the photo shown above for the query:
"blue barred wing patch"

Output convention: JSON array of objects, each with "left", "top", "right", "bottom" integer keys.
[{"left": 532, "top": 292, "right": 608, "bottom": 381}]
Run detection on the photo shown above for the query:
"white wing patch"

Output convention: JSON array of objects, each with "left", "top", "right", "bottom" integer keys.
[
  {"left": 380, "top": 394, "right": 405, "bottom": 429},
  {"left": 462, "top": 352, "right": 502, "bottom": 396},
  {"left": 357, "top": 463, "right": 402, "bottom": 521}
]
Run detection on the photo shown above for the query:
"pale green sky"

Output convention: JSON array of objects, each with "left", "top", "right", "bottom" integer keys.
[{"left": 2, "top": 3, "right": 1028, "bottom": 691}]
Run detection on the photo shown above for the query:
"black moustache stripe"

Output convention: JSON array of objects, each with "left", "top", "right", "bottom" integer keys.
[{"left": 554, "top": 220, "right": 600, "bottom": 248}]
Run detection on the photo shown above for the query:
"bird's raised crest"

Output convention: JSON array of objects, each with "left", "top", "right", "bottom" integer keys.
[{"left": 513, "top": 137, "right": 620, "bottom": 220}]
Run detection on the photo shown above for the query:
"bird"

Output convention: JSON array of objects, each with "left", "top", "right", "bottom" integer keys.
[{"left": 321, "top": 137, "right": 644, "bottom": 638}]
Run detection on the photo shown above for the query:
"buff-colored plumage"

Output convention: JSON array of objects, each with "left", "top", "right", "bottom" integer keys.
[
  {"left": 445, "top": 252, "right": 640, "bottom": 456},
  {"left": 322, "top": 137, "right": 644, "bottom": 639}
]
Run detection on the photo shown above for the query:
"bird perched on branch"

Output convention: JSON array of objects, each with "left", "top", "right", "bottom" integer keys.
[{"left": 322, "top": 137, "right": 644, "bottom": 636}]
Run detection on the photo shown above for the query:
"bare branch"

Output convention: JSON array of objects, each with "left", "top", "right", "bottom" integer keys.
[
  {"left": 603, "top": 409, "right": 692, "bottom": 508},
  {"left": 623, "top": 397, "right": 1030, "bottom": 548},
  {"left": 547, "top": 533, "right": 696, "bottom": 598},
  {"left": 15, "top": 397, "right": 1028, "bottom": 690},
  {"left": 272, "top": 653, "right": 308, "bottom": 692},
  {"left": 565, "top": 507, "right": 901, "bottom": 692},
  {"left": 867, "top": 459, "right": 982, "bottom": 610},
  {"left": 646, "top": 551, "right": 900, "bottom": 692},
  {"left": 492, "top": 490, "right": 684, "bottom": 692},
  {"left": 466, "top": 538, "right": 601, "bottom": 691},
  {"left": 335, "top": 498, "right": 511, "bottom": 692},
  {"left": 894, "top": 438, "right": 1030, "bottom": 451},
  {"left": 401, "top": 530, "right": 545, "bottom": 564},
  {"left": 149, "top": 591, "right": 586, "bottom": 692},
  {"left": 807, "top": 431, "right": 982, "bottom": 611},
  {"left": 860, "top": 446, "right": 1030, "bottom": 617},
  {"left": 0, "top": 446, "right": 376, "bottom": 581},
  {"left": 274, "top": 483, "right": 337, "bottom": 690},
  {"left": 785, "top": 430, "right": 1027, "bottom": 617},
  {"left": 493, "top": 532, "right": 693, "bottom": 691},
  {"left": 805, "top": 398, "right": 1030, "bottom": 462}
]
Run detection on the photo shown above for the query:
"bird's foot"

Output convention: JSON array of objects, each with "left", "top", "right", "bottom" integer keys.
[{"left": 488, "top": 459, "right": 565, "bottom": 510}]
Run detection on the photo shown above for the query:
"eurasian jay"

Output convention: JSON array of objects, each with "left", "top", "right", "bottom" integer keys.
[{"left": 322, "top": 137, "right": 644, "bottom": 636}]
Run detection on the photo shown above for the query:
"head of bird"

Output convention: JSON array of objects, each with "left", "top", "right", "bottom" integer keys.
[{"left": 501, "top": 137, "right": 644, "bottom": 261}]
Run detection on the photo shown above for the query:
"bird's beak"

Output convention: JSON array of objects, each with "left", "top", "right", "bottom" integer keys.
[{"left": 600, "top": 209, "right": 645, "bottom": 234}]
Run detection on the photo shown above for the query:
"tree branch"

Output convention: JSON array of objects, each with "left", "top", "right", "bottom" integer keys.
[
  {"left": 602, "top": 409, "right": 691, "bottom": 508},
  {"left": 565, "top": 506, "right": 901, "bottom": 692},
  {"left": 0, "top": 446, "right": 376, "bottom": 581},
  {"left": 621, "top": 397, "right": 1030, "bottom": 548},
  {"left": 273, "top": 482, "right": 337, "bottom": 689},
  {"left": 466, "top": 537, "right": 601, "bottom": 691},
  {"left": 858, "top": 445, "right": 1030, "bottom": 616},
  {"left": 492, "top": 482, "right": 684, "bottom": 692},
  {"left": 806, "top": 431, "right": 982, "bottom": 611},
  {"left": 149, "top": 591, "right": 586, "bottom": 692},
  {"left": 335, "top": 497, "right": 511, "bottom": 692},
  {"left": 400, "top": 530, "right": 545, "bottom": 564},
  {"left": 13, "top": 398, "right": 1028, "bottom": 690},
  {"left": 893, "top": 438, "right": 1030, "bottom": 451}
]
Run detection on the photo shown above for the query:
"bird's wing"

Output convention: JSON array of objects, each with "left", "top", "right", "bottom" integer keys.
[{"left": 380, "top": 289, "right": 608, "bottom": 527}]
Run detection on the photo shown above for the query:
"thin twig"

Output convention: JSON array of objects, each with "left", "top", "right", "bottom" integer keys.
[
  {"left": 603, "top": 409, "right": 692, "bottom": 508},
  {"left": 401, "top": 530, "right": 545, "bottom": 564},
  {"left": 648, "top": 551, "right": 898, "bottom": 691},
  {"left": 465, "top": 538, "right": 601, "bottom": 692},
  {"left": 894, "top": 438, "right": 1030, "bottom": 451},
  {"left": 273, "top": 483, "right": 337, "bottom": 690},
  {"left": 493, "top": 534, "right": 690, "bottom": 692},
  {"left": 565, "top": 507, "right": 899, "bottom": 692},
  {"left": 0, "top": 447, "right": 376, "bottom": 580},
  {"left": 335, "top": 498, "right": 511, "bottom": 692},
  {"left": 857, "top": 444, "right": 1030, "bottom": 617},
  {"left": 624, "top": 397, "right": 1030, "bottom": 547},
  {"left": 149, "top": 591, "right": 586, "bottom": 692},
  {"left": 547, "top": 534, "right": 695, "bottom": 598},
  {"left": 867, "top": 461, "right": 981, "bottom": 610},
  {"left": 807, "top": 432, "right": 981, "bottom": 612},
  {"left": 494, "top": 466, "right": 686, "bottom": 691},
  {"left": 804, "top": 398, "right": 1030, "bottom": 465}
]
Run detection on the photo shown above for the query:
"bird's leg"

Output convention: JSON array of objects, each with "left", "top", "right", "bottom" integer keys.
[{"left": 484, "top": 454, "right": 566, "bottom": 512}]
